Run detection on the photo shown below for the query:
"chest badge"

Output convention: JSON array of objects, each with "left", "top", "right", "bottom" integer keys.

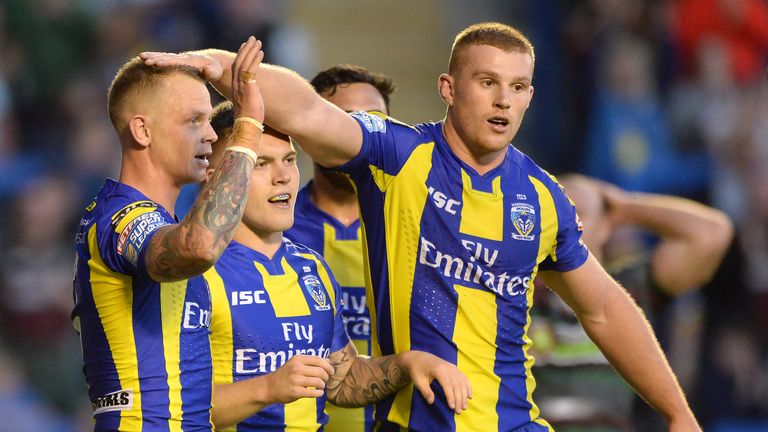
[
  {"left": 511, "top": 203, "right": 536, "bottom": 241},
  {"left": 302, "top": 275, "right": 331, "bottom": 311}
]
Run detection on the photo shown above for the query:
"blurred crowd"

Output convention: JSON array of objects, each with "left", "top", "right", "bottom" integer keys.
[{"left": 0, "top": 0, "right": 765, "bottom": 430}]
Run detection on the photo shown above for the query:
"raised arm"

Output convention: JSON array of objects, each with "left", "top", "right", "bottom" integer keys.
[
  {"left": 599, "top": 180, "right": 733, "bottom": 294},
  {"left": 141, "top": 42, "right": 362, "bottom": 168},
  {"left": 145, "top": 40, "right": 265, "bottom": 282},
  {"left": 539, "top": 256, "right": 701, "bottom": 432},
  {"left": 326, "top": 342, "right": 472, "bottom": 415}
]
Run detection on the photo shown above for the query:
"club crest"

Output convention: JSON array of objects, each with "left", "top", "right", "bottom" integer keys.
[
  {"left": 511, "top": 203, "right": 536, "bottom": 241},
  {"left": 302, "top": 275, "right": 330, "bottom": 311}
]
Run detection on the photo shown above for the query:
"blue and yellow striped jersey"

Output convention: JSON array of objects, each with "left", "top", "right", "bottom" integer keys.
[
  {"left": 285, "top": 182, "right": 372, "bottom": 432},
  {"left": 338, "top": 113, "right": 590, "bottom": 432},
  {"left": 205, "top": 239, "right": 351, "bottom": 431},
  {"left": 72, "top": 179, "right": 214, "bottom": 432}
]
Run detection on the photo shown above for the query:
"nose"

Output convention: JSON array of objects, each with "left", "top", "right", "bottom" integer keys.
[
  {"left": 493, "top": 87, "right": 511, "bottom": 110},
  {"left": 272, "top": 162, "right": 292, "bottom": 185},
  {"left": 203, "top": 122, "right": 218, "bottom": 144}
]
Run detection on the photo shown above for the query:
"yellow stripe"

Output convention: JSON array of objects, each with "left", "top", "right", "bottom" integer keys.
[
  {"left": 324, "top": 402, "right": 365, "bottom": 432},
  {"left": 114, "top": 207, "right": 157, "bottom": 233},
  {"left": 322, "top": 224, "right": 365, "bottom": 287},
  {"left": 204, "top": 267, "right": 236, "bottom": 432},
  {"left": 378, "top": 142, "right": 434, "bottom": 426},
  {"left": 255, "top": 258, "right": 311, "bottom": 317},
  {"left": 453, "top": 284, "right": 500, "bottom": 432},
  {"left": 160, "top": 280, "right": 187, "bottom": 431},
  {"left": 459, "top": 171, "right": 503, "bottom": 241},
  {"left": 525, "top": 176, "right": 559, "bottom": 424},
  {"left": 88, "top": 224, "right": 143, "bottom": 430},
  {"left": 283, "top": 397, "right": 319, "bottom": 431}
]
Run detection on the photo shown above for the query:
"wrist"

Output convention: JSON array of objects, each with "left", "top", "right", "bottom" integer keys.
[{"left": 250, "top": 374, "right": 273, "bottom": 405}]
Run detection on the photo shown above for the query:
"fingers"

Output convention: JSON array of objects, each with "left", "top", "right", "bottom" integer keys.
[
  {"left": 412, "top": 378, "right": 435, "bottom": 405},
  {"left": 293, "top": 386, "right": 325, "bottom": 399},
  {"left": 432, "top": 372, "right": 457, "bottom": 412},
  {"left": 444, "top": 367, "right": 471, "bottom": 414},
  {"left": 288, "top": 355, "right": 334, "bottom": 383},
  {"left": 294, "top": 355, "right": 335, "bottom": 378},
  {"left": 240, "top": 38, "right": 262, "bottom": 74}
]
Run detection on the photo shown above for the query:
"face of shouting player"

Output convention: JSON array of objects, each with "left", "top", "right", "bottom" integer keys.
[
  {"left": 239, "top": 132, "right": 300, "bottom": 238},
  {"left": 147, "top": 73, "right": 217, "bottom": 186},
  {"left": 439, "top": 44, "right": 534, "bottom": 170}
]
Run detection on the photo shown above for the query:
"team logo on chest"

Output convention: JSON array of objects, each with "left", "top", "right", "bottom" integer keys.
[
  {"left": 511, "top": 203, "right": 536, "bottom": 241},
  {"left": 302, "top": 275, "right": 331, "bottom": 311}
]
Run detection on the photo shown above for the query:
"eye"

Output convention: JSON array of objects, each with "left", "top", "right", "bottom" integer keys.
[
  {"left": 285, "top": 156, "right": 297, "bottom": 165},
  {"left": 188, "top": 117, "right": 200, "bottom": 126},
  {"left": 512, "top": 83, "right": 526, "bottom": 92},
  {"left": 480, "top": 79, "right": 494, "bottom": 87}
]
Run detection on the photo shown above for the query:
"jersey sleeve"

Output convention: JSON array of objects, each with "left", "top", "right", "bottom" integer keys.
[
  {"left": 335, "top": 111, "right": 424, "bottom": 191},
  {"left": 538, "top": 178, "right": 590, "bottom": 272},
  {"left": 98, "top": 200, "right": 173, "bottom": 278}
]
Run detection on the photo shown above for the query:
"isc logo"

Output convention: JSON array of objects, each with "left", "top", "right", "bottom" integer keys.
[
  {"left": 428, "top": 186, "right": 461, "bottom": 215},
  {"left": 231, "top": 290, "right": 267, "bottom": 306}
]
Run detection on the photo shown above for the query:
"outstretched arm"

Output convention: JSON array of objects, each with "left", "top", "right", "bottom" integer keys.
[
  {"left": 326, "top": 342, "right": 472, "bottom": 414},
  {"left": 141, "top": 44, "right": 362, "bottom": 169},
  {"left": 598, "top": 180, "right": 733, "bottom": 294},
  {"left": 144, "top": 39, "right": 265, "bottom": 282},
  {"left": 540, "top": 255, "right": 701, "bottom": 432},
  {"left": 211, "top": 355, "right": 334, "bottom": 429}
]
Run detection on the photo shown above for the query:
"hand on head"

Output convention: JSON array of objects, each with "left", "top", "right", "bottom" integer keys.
[{"left": 230, "top": 37, "right": 265, "bottom": 123}]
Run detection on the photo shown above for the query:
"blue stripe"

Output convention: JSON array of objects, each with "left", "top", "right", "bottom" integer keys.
[
  {"left": 357, "top": 181, "right": 393, "bottom": 356},
  {"left": 180, "top": 277, "right": 214, "bottom": 431},
  {"left": 131, "top": 277, "right": 171, "bottom": 431}
]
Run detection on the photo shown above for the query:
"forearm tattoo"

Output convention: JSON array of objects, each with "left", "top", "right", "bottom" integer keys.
[
  {"left": 327, "top": 345, "right": 409, "bottom": 407},
  {"left": 148, "top": 151, "right": 253, "bottom": 280}
]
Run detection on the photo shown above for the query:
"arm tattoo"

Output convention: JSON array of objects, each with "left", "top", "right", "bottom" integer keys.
[
  {"left": 147, "top": 151, "right": 253, "bottom": 281},
  {"left": 327, "top": 344, "right": 409, "bottom": 407}
]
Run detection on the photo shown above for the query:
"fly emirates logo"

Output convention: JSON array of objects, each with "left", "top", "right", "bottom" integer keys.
[
  {"left": 235, "top": 322, "right": 331, "bottom": 374},
  {"left": 418, "top": 237, "right": 530, "bottom": 296}
]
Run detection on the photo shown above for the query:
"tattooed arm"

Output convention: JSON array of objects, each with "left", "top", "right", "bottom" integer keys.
[
  {"left": 146, "top": 150, "right": 255, "bottom": 281},
  {"left": 145, "top": 38, "right": 266, "bottom": 282},
  {"left": 326, "top": 342, "right": 472, "bottom": 414}
]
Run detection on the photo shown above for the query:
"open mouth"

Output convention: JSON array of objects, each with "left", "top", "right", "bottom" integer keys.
[
  {"left": 488, "top": 116, "right": 510, "bottom": 127},
  {"left": 194, "top": 151, "right": 212, "bottom": 163},
  {"left": 268, "top": 193, "right": 291, "bottom": 206}
]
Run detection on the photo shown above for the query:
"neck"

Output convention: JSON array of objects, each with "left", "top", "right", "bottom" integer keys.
[
  {"left": 118, "top": 157, "right": 180, "bottom": 217},
  {"left": 232, "top": 223, "right": 284, "bottom": 259},
  {"left": 442, "top": 117, "right": 506, "bottom": 175},
  {"left": 310, "top": 172, "right": 359, "bottom": 227}
]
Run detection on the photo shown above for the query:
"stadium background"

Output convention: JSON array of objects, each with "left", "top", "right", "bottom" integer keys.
[{"left": 0, "top": 0, "right": 766, "bottom": 430}]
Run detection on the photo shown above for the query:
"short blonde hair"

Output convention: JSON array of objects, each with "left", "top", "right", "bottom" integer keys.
[
  {"left": 107, "top": 57, "right": 203, "bottom": 130},
  {"left": 448, "top": 22, "right": 535, "bottom": 74}
]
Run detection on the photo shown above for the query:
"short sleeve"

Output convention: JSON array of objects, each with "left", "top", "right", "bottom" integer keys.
[
  {"left": 335, "top": 111, "right": 425, "bottom": 188},
  {"left": 538, "top": 180, "right": 589, "bottom": 272},
  {"left": 98, "top": 200, "right": 173, "bottom": 277}
]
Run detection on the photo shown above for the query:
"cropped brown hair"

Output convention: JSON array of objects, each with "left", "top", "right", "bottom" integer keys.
[
  {"left": 107, "top": 57, "right": 203, "bottom": 130},
  {"left": 448, "top": 22, "right": 535, "bottom": 74},
  {"left": 310, "top": 64, "right": 396, "bottom": 113}
]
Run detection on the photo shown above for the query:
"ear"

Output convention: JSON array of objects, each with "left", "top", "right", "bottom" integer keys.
[
  {"left": 204, "top": 167, "right": 215, "bottom": 183},
  {"left": 438, "top": 73, "right": 455, "bottom": 106},
  {"left": 127, "top": 115, "right": 151, "bottom": 148},
  {"left": 526, "top": 85, "right": 535, "bottom": 109}
]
